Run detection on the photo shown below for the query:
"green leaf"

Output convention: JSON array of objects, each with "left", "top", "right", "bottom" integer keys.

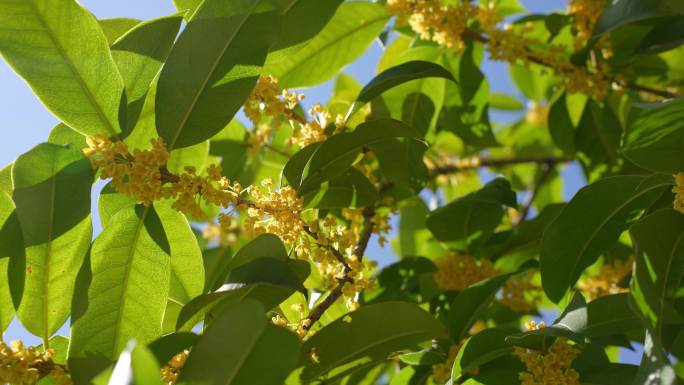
[
  {"left": 99, "top": 18, "right": 140, "bottom": 44},
  {"left": 548, "top": 93, "right": 575, "bottom": 154},
  {"left": 630, "top": 209, "right": 684, "bottom": 343},
  {"left": 147, "top": 332, "right": 198, "bottom": 366},
  {"left": 426, "top": 178, "right": 516, "bottom": 251},
  {"left": 584, "top": 293, "right": 642, "bottom": 338},
  {"left": 155, "top": 202, "right": 205, "bottom": 305},
  {"left": 0, "top": 0, "right": 124, "bottom": 136},
  {"left": 348, "top": 60, "right": 457, "bottom": 119},
  {"left": 453, "top": 328, "right": 514, "bottom": 380},
  {"left": 176, "top": 283, "right": 296, "bottom": 331},
  {"left": 489, "top": 92, "right": 523, "bottom": 111},
  {"left": 622, "top": 99, "right": 684, "bottom": 174},
  {"left": 156, "top": 0, "right": 283, "bottom": 149},
  {"left": 293, "top": 119, "right": 424, "bottom": 193},
  {"left": 109, "top": 341, "right": 163, "bottom": 385},
  {"left": 12, "top": 143, "right": 93, "bottom": 339},
  {"left": 111, "top": 15, "right": 182, "bottom": 134},
  {"left": 300, "top": 301, "right": 447, "bottom": 383},
  {"left": 166, "top": 141, "right": 211, "bottom": 175},
  {"left": 540, "top": 174, "right": 671, "bottom": 303},
  {"left": 448, "top": 273, "right": 517, "bottom": 340},
  {"left": 48, "top": 123, "right": 87, "bottom": 151},
  {"left": 178, "top": 299, "right": 301, "bottom": 385},
  {"left": 302, "top": 168, "right": 380, "bottom": 209},
  {"left": 594, "top": 0, "right": 684, "bottom": 37},
  {"left": 227, "top": 233, "right": 289, "bottom": 272},
  {"left": 70, "top": 205, "right": 171, "bottom": 362},
  {"left": 574, "top": 100, "right": 621, "bottom": 171},
  {"left": 264, "top": 2, "right": 388, "bottom": 88},
  {"left": 265, "top": 0, "right": 345, "bottom": 64},
  {"left": 509, "top": 63, "right": 552, "bottom": 101},
  {"left": 172, "top": 0, "right": 202, "bottom": 19},
  {"left": 439, "top": 43, "right": 498, "bottom": 149}
]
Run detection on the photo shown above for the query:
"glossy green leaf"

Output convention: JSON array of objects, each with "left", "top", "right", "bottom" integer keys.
[
  {"left": 300, "top": 301, "right": 447, "bottom": 383},
  {"left": 265, "top": 0, "right": 345, "bottom": 64},
  {"left": 302, "top": 168, "right": 380, "bottom": 209},
  {"left": 453, "top": 328, "right": 514, "bottom": 380},
  {"left": 630, "top": 209, "right": 684, "bottom": 343},
  {"left": 70, "top": 205, "right": 171, "bottom": 362},
  {"left": 574, "top": 100, "right": 621, "bottom": 171},
  {"left": 226, "top": 233, "right": 288, "bottom": 272},
  {"left": 293, "top": 119, "right": 424, "bottom": 193},
  {"left": 348, "top": 60, "right": 457, "bottom": 119},
  {"left": 264, "top": 2, "right": 388, "bottom": 88},
  {"left": 426, "top": 178, "right": 516, "bottom": 251},
  {"left": 147, "top": 332, "right": 198, "bottom": 366},
  {"left": 584, "top": 293, "right": 642, "bottom": 338},
  {"left": 12, "top": 143, "right": 93, "bottom": 339},
  {"left": 0, "top": 0, "right": 124, "bottom": 136},
  {"left": 176, "top": 283, "right": 297, "bottom": 331},
  {"left": 178, "top": 299, "right": 301, "bottom": 385},
  {"left": 439, "top": 43, "right": 498, "bottom": 148},
  {"left": 622, "top": 99, "right": 684, "bottom": 174},
  {"left": 594, "top": 0, "right": 684, "bottom": 36},
  {"left": 540, "top": 174, "right": 671, "bottom": 303},
  {"left": 448, "top": 273, "right": 517, "bottom": 340},
  {"left": 548, "top": 92, "right": 575, "bottom": 154},
  {"left": 111, "top": 15, "right": 182, "bottom": 134},
  {"left": 156, "top": 0, "right": 282, "bottom": 149}
]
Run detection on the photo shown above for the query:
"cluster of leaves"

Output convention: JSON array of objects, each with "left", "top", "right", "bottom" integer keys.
[{"left": 0, "top": 0, "right": 683, "bottom": 384}]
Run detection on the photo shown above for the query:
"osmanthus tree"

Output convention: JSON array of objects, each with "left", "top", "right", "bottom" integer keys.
[{"left": 0, "top": 0, "right": 684, "bottom": 383}]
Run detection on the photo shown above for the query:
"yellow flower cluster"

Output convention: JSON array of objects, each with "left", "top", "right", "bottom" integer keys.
[
  {"left": 0, "top": 341, "right": 70, "bottom": 385},
  {"left": 577, "top": 257, "right": 632, "bottom": 300},
  {"left": 501, "top": 271, "right": 543, "bottom": 312},
  {"left": 567, "top": 0, "right": 609, "bottom": 49},
  {"left": 432, "top": 343, "right": 462, "bottom": 384},
  {"left": 84, "top": 135, "right": 169, "bottom": 205},
  {"left": 241, "top": 179, "right": 305, "bottom": 245},
  {"left": 674, "top": 173, "right": 684, "bottom": 214},
  {"left": 386, "top": 0, "right": 481, "bottom": 51},
  {"left": 514, "top": 321, "right": 580, "bottom": 385},
  {"left": 385, "top": 0, "right": 611, "bottom": 99},
  {"left": 243, "top": 75, "right": 342, "bottom": 150},
  {"left": 160, "top": 350, "right": 189, "bottom": 385},
  {"left": 433, "top": 253, "right": 497, "bottom": 291}
]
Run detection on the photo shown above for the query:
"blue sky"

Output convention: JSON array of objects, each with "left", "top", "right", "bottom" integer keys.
[{"left": 2, "top": 0, "right": 628, "bottom": 364}]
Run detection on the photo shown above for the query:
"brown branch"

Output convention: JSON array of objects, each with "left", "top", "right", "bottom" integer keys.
[
  {"left": 462, "top": 28, "right": 680, "bottom": 99},
  {"left": 301, "top": 207, "right": 376, "bottom": 332},
  {"left": 429, "top": 155, "right": 570, "bottom": 177}
]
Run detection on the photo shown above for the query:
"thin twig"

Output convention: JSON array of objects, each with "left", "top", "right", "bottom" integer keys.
[
  {"left": 301, "top": 207, "right": 376, "bottom": 332},
  {"left": 429, "top": 155, "right": 570, "bottom": 177}
]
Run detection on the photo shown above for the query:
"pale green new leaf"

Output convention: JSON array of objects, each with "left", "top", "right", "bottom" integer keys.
[
  {"left": 12, "top": 143, "right": 93, "bottom": 339},
  {"left": 264, "top": 2, "right": 389, "bottom": 88},
  {"left": 0, "top": 0, "right": 124, "bottom": 136},
  {"left": 70, "top": 206, "right": 171, "bottom": 361},
  {"left": 98, "top": 18, "right": 141, "bottom": 44},
  {"left": 156, "top": 0, "right": 283, "bottom": 149}
]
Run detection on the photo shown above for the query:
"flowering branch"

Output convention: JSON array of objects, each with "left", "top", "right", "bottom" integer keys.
[
  {"left": 300, "top": 207, "right": 376, "bottom": 332},
  {"left": 462, "top": 28, "right": 679, "bottom": 99}
]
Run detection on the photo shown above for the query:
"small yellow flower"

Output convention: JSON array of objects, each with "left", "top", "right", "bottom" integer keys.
[
  {"left": 433, "top": 253, "right": 498, "bottom": 291},
  {"left": 160, "top": 350, "right": 189, "bottom": 385}
]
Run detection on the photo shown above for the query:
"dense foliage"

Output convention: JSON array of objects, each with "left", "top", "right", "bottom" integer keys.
[{"left": 0, "top": 0, "right": 684, "bottom": 384}]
